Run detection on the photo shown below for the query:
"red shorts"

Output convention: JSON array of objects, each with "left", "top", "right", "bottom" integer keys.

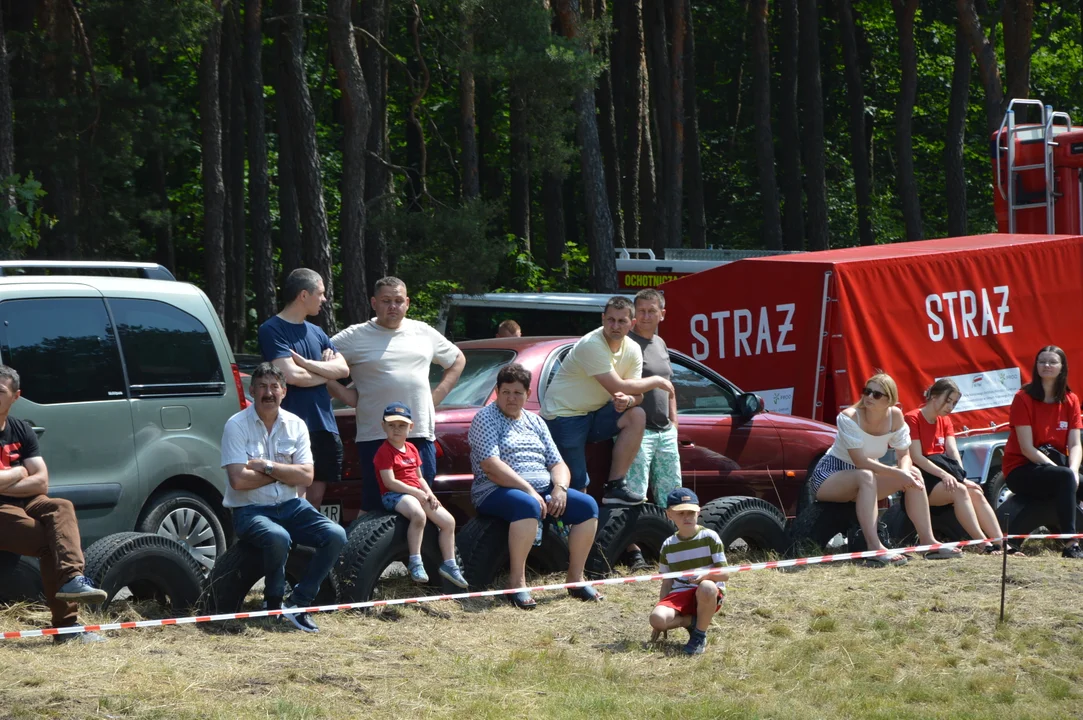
[{"left": 655, "top": 587, "right": 724, "bottom": 617}]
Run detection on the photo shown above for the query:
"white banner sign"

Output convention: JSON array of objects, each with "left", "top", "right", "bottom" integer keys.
[
  {"left": 939, "top": 367, "right": 1021, "bottom": 413},
  {"left": 757, "top": 386, "right": 795, "bottom": 415}
]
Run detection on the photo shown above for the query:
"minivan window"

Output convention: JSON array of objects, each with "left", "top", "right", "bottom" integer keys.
[
  {"left": 0, "top": 298, "right": 126, "bottom": 404},
  {"left": 110, "top": 299, "right": 224, "bottom": 397}
]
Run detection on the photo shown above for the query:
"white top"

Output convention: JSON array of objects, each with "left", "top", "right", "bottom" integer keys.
[
  {"left": 541, "top": 327, "right": 643, "bottom": 419},
  {"left": 331, "top": 318, "right": 461, "bottom": 442},
  {"left": 826, "top": 412, "right": 911, "bottom": 464},
  {"left": 220, "top": 405, "right": 313, "bottom": 508}
]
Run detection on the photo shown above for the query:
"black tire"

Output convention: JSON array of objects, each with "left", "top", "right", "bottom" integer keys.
[
  {"left": 795, "top": 455, "right": 826, "bottom": 516},
  {"left": 586, "top": 504, "right": 675, "bottom": 577},
  {"left": 984, "top": 471, "right": 1010, "bottom": 509},
  {"left": 881, "top": 502, "right": 967, "bottom": 547},
  {"left": 137, "top": 490, "right": 227, "bottom": 574},
  {"left": 699, "top": 497, "right": 787, "bottom": 554},
  {"left": 83, "top": 532, "right": 206, "bottom": 612},
  {"left": 202, "top": 540, "right": 341, "bottom": 613},
  {"left": 784, "top": 502, "right": 858, "bottom": 557},
  {"left": 458, "top": 514, "right": 570, "bottom": 590},
  {"left": 335, "top": 511, "right": 462, "bottom": 602},
  {"left": 0, "top": 552, "right": 44, "bottom": 603},
  {"left": 998, "top": 496, "right": 1083, "bottom": 549}
]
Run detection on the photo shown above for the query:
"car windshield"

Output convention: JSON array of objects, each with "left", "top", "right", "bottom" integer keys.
[{"left": 429, "top": 349, "right": 516, "bottom": 406}]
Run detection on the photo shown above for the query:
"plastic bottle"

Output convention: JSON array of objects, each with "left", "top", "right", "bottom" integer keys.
[{"left": 535, "top": 495, "right": 551, "bottom": 546}]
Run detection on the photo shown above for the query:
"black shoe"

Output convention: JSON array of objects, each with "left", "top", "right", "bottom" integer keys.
[
  {"left": 627, "top": 550, "right": 650, "bottom": 572},
  {"left": 54, "top": 631, "right": 106, "bottom": 645},
  {"left": 281, "top": 603, "right": 319, "bottom": 633},
  {"left": 1062, "top": 544, "right": 1083, "bottom": 559},
  {"left": 602, "top": 479, "right": 646, "bottom": 506}
]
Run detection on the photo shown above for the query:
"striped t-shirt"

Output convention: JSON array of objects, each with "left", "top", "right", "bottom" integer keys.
[{"left": 658, "top": 526, "right": 727, "bottom": 593}]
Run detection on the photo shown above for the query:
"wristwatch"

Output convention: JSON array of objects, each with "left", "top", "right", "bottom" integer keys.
[{"left": 262, "top": 461, "right": 274, "bottom": 476}]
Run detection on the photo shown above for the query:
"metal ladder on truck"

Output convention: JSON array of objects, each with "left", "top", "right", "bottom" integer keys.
[{"left": 995, "top": 98, "right": 1074, "bottom": 233}]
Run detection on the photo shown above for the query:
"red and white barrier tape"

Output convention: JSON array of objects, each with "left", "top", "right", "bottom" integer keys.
[{"left": 4, "top": 532, "right": 1082, "bottom": 641}]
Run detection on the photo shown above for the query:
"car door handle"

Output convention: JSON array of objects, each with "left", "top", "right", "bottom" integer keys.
[
  {"left": 679, "top": 439, "right": 695, "bottom": 448},
  {"left": 31, "top": 426, "right": 45, "bottom": 437}
]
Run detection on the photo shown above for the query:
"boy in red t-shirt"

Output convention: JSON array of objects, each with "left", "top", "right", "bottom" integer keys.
[{"left": 374, "top": 403, "right": 468, "bottom": 587}]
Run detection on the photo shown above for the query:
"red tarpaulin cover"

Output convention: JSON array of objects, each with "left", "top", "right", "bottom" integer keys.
[{"left": 661, "top": 234, "right": 1083, "bottom": 433}]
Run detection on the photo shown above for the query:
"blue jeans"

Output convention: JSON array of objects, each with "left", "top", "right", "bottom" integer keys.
[
  {"left": 232, "top": 497, "right": 348, "bottom": 606},
  {"left": 358, "top": 438, "right": 436, "bottom": 512},
  {"left": 476, "top": 484, "right": 599, "bottom": 524},
  {"left": 545, "top": 402, "right": 624, "bottom": 490}
]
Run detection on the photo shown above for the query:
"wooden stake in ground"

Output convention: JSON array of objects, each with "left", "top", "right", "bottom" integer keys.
[{"left": 999, "top": 512, "right": 1009, "bottom": 623}]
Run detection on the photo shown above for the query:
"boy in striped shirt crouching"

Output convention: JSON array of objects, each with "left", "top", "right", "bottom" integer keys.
[{"left": 649, "top": 488, "right": 729, "bottom": 655}]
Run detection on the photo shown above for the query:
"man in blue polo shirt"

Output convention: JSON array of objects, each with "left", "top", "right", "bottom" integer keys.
[{"left": 258, "top": 268, "right": 350, "bottom": 510}]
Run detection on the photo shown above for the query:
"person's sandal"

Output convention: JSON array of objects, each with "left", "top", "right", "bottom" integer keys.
[
  {"left": 923, "top": 546, "right": 963, "bottom": 560},
  {"left": 982, "top": 543, "right": 1003, "bottom": 556},
  {"left": 507, "top": 591, "right": 536, "bottom": 610},
  {"left": 568, "top": 585, "right": 604, "bottom": 602},
  {"left": 863, "top": 553, "right": 908, "bottom": 568}
]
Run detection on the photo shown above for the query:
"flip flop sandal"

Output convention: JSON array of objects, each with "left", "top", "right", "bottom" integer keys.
[
  {"left": 862, "top": 553, "right": 908, "bottom": 568},
  {"left": 923, "top": 547, "right": 963, "bottom": 560},
  {"left": 1005, "top": 545, "right": 1026, "bottom": 557},
  {"left": 982, "top": 543, "right": 1004, "bottom": 556},
  {"left": 568, "top": 585, "right": 604, "bottom": 602},
  {"left": 508, "top": 591, "right": 536, "bottom": 610}
]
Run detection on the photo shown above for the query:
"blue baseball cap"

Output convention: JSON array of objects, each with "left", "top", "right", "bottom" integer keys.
[
  {"left": 666, "top": 487, "right": 700, "bottom": 511},
  {"left": 383, "top": 403, "right": 413, "bottom": 423}
]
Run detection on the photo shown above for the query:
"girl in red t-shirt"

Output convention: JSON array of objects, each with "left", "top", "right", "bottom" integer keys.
[
  {"left": 905, "top": 379, "right": 1012, "bottom": 555},
  {"left": 1002, "top": 345, "right": 1083, "bottom": 558}
]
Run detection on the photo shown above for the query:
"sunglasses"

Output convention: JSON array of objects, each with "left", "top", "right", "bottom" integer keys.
[{"left": 861, "top": 387, "right": 886, "bottom": 400}]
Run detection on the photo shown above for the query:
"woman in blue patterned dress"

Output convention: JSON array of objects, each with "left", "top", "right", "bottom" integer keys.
[{"left": 469, "top": 363, "right": 600, "bottom": 609}]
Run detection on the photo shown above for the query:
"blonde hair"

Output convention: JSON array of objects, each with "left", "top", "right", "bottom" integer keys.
[{"left": 854, "top": 372, "right": 898, "bottom": 407}]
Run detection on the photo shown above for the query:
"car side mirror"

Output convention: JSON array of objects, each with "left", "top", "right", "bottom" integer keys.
[{"left": 736, "top": 392, "right": 764, "bottom": 418}]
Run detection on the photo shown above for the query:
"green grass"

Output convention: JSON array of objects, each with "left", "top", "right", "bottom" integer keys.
[{"left": 1, "top": 550, "right": 1083, "bottom": 718}]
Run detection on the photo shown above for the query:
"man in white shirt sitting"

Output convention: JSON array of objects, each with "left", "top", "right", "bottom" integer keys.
[{"left": 220, "top": 363, "right": 347, "bottom": 633}]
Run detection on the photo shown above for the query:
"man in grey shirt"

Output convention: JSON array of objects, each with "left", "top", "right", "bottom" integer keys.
[{"left": 624, "top": 289, "right": 681, "bottom": 568}]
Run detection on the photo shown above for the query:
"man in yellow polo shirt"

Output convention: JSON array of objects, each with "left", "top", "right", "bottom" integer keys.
[{"left": 542, "top": 296, "right": 675, "bottom": 505}]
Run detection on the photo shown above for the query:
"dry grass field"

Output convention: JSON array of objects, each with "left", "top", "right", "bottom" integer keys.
[{"left": 1, "top": 545, "right": 1082, "bottom": 719}]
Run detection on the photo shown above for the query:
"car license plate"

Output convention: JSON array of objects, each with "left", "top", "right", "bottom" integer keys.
[{"left": 320, "top": 503, "right": 342, "bottom": 524}]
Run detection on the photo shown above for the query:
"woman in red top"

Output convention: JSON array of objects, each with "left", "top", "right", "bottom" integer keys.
[
  {"left": 905, "top": 379, "right": 1011, "bottom": 555},
  {"left": 1002, "top": 345, "right": 1083, "bottom": 558}
]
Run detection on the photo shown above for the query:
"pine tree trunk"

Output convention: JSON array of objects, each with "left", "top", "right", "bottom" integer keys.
[
  {"left": 611, "top": 0, "right": 643, "bottom": 248},
  {"left": 279, "top": 0, "right": 335, "bottom": 332},
  {"left": 39, "top": 0, "right": 78, "bottom": 259},
  {"left": 555, "top": 0, "right": 617, "bottom": 292},
  {"left": 477, "top": 78, "right": 504, "bottom": 205},
  {"left": 1, "top": 8, "right": 16, "bottom": 210},
  {"left": 682, "top": 1, "right": 706, "bottom": 250},
  {"left": 358, "top": 0, "right": 389, "bottom": 299},
  {"left": 134, "top": 52, "right": 175, "bottom": 270},
  {"left": 329, "top": 0, "right": 372, "bottom": 327},
  {"left": 543, "top": 170, "right": 567, "bottom": 275},
  {"left": 750, "top": 0, "right": 782, "bottom": 250},
  {"left": 639, "top": 119, "right": 658, "bottom": 254},
  {"left": 459, "top": 9, "right": 479, "bottom": 201},
  {"left": 1001, "top": 0, "right": 1034, "bottom": 102},
  {"left": 226, "top": 3, "right": 247, "bottom": 349},
  {"left": 592, "top": 0, "right": 624, "bottom": 248},
  {"left": 798, "top": 0, "right": 829, "bottom": 251},
  {"left": 838, "top": 0, "right": 873, "bottom": 246},
  {"left": 945, "top": 17, "right": 971, "bottom": 238},
  {"left": 644, "top": 0, "right": 680, "bottom": 250},
  {"left": 274, "top": 74, "right": 302, "bottom": 284},
  {"left": 777, "top": 0, "right": 804, "bottom": 251},
  {"left": 219, "top": 14, "right": 234, "bottom": 322},
  {"left": 200, "top": 1, "right": 226, "bottom": 319},
  {"left": 244, "top": 0, "right": 276, "bottom": 326},
  {"left": 892, "top": 0, "right": 922, "bottom": 241},
  {"left": 509, "top": 79, "right": 530, "bottom": 254},
  {"left": 957, "top": 0, "right": 1005, "bottom": 137}
]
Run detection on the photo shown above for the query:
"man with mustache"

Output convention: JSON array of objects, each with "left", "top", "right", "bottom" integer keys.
[{"left": 220, "top": 363, "right": 347, "bottom": 633}]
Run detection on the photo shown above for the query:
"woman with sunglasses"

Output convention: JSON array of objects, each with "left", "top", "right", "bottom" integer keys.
[
  {"left": 1001, "top": 345, "right": 1083, "bottom": 558},
  {"left": 904, "top": 379, "right": 1014, "bottom": 555},
  {"left": 809, "top": 373, "right": 962, "bottom": 565}
]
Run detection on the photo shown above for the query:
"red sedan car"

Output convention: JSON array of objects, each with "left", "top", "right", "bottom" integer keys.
[{"left": 322, "top": 336, "right": 835, "bottom": 527}]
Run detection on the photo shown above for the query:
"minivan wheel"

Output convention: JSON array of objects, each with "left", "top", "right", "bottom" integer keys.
[{"left": 138, "top": 491, "right": 227, "bottom": 574}]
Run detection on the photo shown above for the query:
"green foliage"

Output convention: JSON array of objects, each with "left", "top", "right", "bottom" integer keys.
[{"left": 0, "top": 174, "right": 52, "bottom": 258}]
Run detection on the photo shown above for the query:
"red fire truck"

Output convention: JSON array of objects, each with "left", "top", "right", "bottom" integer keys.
[{"left": 660, "top": 99, "right": 1083, "bottom": 502}]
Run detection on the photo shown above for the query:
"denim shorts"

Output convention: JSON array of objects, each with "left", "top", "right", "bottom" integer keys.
[
  {"left": 544, "top": 402, "right": 624, "bottom": 490},
  {"left": 381, "top": 492, "right": 406, "bottom": 512}
]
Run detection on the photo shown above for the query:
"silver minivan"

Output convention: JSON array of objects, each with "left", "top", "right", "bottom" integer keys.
[{"left": 0, "top": 261, "right": 245, "bottom": 571}]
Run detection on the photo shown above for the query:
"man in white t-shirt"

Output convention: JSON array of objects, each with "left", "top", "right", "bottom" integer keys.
[
  {"left": 328, "top": 277, "right": 466, "bottom": 513},
  {"left": 541, "top": 296, "right": 675, "bottom": 505}
]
